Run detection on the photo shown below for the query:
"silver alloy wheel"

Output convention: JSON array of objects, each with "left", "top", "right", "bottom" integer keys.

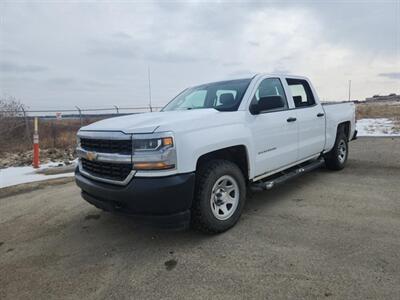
[
  {"left": 338, "top": 139, "right": 347, "bottom": 164},
  {"left": 210, "top": 175, "right": 240, "bottom": 221}
]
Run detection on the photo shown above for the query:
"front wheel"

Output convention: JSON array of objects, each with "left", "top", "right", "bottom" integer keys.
[
  {"left": 324, "top": 130, "right": 348, "bottom": 170},
  {"left": 191, "top": 160, "right": 246, "bottom": 233}
]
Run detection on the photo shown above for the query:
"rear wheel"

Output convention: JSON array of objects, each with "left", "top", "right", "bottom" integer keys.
[
  {"left": 324, "top": 129, "right": 348, "bottom": 170},
  {"left": 191, "top": 160, "right": 246, "bottom": 233}
]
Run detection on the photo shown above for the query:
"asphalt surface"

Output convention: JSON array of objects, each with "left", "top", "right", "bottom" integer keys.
[{"left": 1, "top": 137, "right": 399, "bottom": 299}]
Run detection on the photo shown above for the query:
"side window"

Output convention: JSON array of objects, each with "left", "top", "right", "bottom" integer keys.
[
  {"left": 252, "top": 78, "right": 288, "bottom": 112},
  {"left": 215, "top": 90, "right": 237, "bottom": 106},
  {"left": 286, "top": 79, "right": 315, "bottom": 108}
]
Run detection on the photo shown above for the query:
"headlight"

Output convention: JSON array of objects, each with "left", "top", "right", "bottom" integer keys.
[
  {"left": 132, "top": 134, "right": 176, "bottom": 170},
  {"left": 133, "top": 137, "right": 173, "bottom": 151}
]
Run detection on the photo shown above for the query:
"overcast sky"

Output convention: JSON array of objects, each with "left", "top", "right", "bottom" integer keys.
[{"left": 0, "top": 0, "right": 399, "bottom": 110}]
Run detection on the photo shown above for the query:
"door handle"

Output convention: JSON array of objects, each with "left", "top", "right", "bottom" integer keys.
[
  {"left": 317, "top": 113, "right": 324, "bottom": 117},
  {"left": 286, "top": 117, "right": 297, "bottom": 122}
]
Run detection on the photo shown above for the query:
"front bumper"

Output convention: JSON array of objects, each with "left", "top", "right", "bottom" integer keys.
[{"left": 75, "top": 168, "right": 195, "bottom": 228}]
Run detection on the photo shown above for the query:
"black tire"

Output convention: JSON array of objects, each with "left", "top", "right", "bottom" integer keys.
[
  {"left": 191, "top": 159, "right": 246, "bottom": 234},
  {"left": 324, "top": 129, "right": 348, "bottom": 170}
]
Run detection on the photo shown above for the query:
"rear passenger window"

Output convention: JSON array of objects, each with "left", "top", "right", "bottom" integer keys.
[{"left": 286, "top": 78, "right": 315, "bottom": 108}]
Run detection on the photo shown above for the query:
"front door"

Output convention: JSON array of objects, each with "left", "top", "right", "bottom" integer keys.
[{"left": 248, "top": 78, "right": 298, "bottom": 177}]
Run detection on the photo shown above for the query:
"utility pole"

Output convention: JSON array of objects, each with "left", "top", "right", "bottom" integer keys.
[
  {"left": 148, "top": 66, "right": 153, "bottom": 112},
  {"left": 348, "top": 80, "right": 352, "bottom": 101}
]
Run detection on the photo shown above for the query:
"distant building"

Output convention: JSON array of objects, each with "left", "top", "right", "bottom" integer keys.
[{"left": 365, "top": 93, "right": 400, "bottom": 102}]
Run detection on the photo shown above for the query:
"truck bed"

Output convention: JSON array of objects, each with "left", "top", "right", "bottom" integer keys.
[{"left": 322, "top": 101, "right": 356, "bottom": 151}]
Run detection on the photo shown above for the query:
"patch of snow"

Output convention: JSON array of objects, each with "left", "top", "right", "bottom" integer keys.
[
  {"left": 357, "top": 118, "right": 400, "bottom": 137},
  {"left": 0, "top": 161, "right": 75, "bottom": 189}
]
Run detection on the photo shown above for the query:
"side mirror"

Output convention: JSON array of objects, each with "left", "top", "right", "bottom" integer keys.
[
  {"left": 250, "top": 96, "right": 285, "bottom": 115},
  {"left": 249, "top": 102, "right": 261, "bottom": 114}
]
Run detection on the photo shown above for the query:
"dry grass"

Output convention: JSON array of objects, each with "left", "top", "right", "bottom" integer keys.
[
  {"left": 1, "top": 117, "right": 105, "bottom": 155},
  {"left": 356, "top": 102, "right": 400, "bottom": 120}
]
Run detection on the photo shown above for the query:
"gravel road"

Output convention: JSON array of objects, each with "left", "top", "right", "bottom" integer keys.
[{"left": 1, "top": 137, "right": 399, "bottom": 299}]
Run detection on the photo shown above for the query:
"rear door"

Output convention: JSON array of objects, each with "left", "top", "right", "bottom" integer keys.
[
  {"left": 286, "top": 78, "right": 325, "bottom": 160},
  {"left": 247, "top": 77, "right": 298, "bottom": 177}
]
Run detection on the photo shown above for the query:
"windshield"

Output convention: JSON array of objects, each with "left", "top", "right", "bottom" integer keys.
[{"left": 162, "top": 78, "right": 252, "bottom": 112}]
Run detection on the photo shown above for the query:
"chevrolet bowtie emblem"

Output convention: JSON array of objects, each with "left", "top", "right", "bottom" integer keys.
[{"left": 86, "top": 151, "right": 98, "bottom": 161}]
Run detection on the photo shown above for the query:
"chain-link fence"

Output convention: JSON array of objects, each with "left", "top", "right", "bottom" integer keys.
[{"left": 0, "top": 105, "right": 162, "bottom": 154}]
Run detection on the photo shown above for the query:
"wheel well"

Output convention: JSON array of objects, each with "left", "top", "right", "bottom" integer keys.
[
  {"left": 196, "top": 145, "right": 249, "bottom": 180},
  {"left": 338, "top": 121, "right": 350, "bottom": 141}
]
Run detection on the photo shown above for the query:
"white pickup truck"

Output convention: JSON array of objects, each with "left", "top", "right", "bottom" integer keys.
[{"left": 75, "top": 74, "right": 356, "bottom": 233}]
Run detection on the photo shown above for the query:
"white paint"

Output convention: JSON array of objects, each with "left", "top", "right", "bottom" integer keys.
[
  {"left": 357, "top": 118, "right": 400, "bottom": 137},
  {"left": 79, "top": 75, "right": 356, "bottom": 180}
]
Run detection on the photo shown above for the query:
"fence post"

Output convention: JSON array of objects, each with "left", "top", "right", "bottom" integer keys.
[
  {"left": 33, "top": 117, "right": 40, "bottom": 168},
  {"left": 113, "top": 105, "right": 119, "bottom": 115},
  {"left": 21, "top": 107, "right": 32, "bottom": 145},
  {"left": 75, "top": 106, "right": 83, "bottom": 126}
]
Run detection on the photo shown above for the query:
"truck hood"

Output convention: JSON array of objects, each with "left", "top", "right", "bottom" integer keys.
[{"left": 80, "top": 109, "right": 222, "bottom": 134}]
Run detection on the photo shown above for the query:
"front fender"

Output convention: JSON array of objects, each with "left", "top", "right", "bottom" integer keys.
[{"left": 176, "top": 123, "right": 254, "bottom": 176}]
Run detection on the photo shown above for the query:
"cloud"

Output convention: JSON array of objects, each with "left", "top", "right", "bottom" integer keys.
[
  {"left": 111, "top": 31, "right": 132, "bottom": 39},
  {"left": 149, "top": 51, "right": 201, "bottom": 63},
  {"left": 0, "top": 62, "right": 47, "bottom": 73},
  {"left": 248, "top": 41, "right": 260, "bottom": 47},
  {"left": 83, "top": 80, "right": 112, "bottom": 88},
  {"left": 270, "top": 68, "right": 291, "bottom": 75},
  {"left": 228, "top": 70, "right": 258, "bottom": 78},
  {"left": 0, "top": 1, "right": 399, "bottom": 108},
  {"left": 86, "top": 36, "right": 201, "bottom": 63},
  {"left": 46, "top": 77, "right": 112, "bottom": 89},
  {"left": 378, "top": 72, "right": 400, "bottom": 80},
  {"left": 47, "top": 77, "right": 76, "bottom": 85},
  {"left": 86, "top": 45, "right": 137, "bottom": 59},
  {"left": 0, "top": 48, "right": 20, "bottom": 55}
]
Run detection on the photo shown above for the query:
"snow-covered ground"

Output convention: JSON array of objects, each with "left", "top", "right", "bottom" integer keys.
[
  {"left": 0, "top": 161, "right": 75, "bottom": 189},
  {"left": 357, "top": 118, "right": 400, "bottom": 137}
]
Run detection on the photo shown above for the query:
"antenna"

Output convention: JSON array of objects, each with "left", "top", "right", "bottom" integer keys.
[
  {"left": 348, "top": 79, "right": 352, "bottom": 101},
  {"left": 148, "top": 66, "right": 153, "bottom": 112}
]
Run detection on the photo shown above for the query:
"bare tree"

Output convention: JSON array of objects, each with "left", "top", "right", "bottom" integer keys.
[{"left": 0, "top": 95, "right": 28, "bottom": 152}]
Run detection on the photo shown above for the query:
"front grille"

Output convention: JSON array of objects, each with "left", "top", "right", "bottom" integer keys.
[
  {"left": 81, "top": 138, "right": 132, "bottom": 155},
  {"left": 81, "top": 158, "right": 132, "bottom": 182}
]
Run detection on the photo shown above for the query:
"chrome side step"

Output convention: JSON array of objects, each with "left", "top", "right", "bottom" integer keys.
[{"left": 252, "top": 158, "right": 325, "bottom": 190}]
